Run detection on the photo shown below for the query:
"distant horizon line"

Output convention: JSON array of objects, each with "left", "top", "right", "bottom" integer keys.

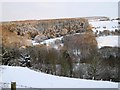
[{"left": 0, "top": 16, "right": 118, "bottom": 22}]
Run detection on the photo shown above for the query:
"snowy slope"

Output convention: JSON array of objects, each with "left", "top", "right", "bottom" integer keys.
[
  {"left": 97, "top": 35, "right": 119, "bottom": 48},
  {"left": 89, "top": 20, "right": 119, "bottom": 48},
  {"left": 0, "top": 66, "right": 118, "bottom": 88},
  {"left": 32, "top": 36, "right": 63, "bottom": 49},
  {"left": 89, "top": 20, "right": 118, "bottom": 32},
  {"left": 40, "top": 37, "right": 63, "bottom": 45}
]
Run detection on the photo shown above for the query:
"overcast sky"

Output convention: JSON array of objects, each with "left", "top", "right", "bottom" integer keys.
[{"left": 1, "top": 1, "right": 118, "bottom": 21}]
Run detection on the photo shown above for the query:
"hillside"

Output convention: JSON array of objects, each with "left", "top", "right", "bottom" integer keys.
[
  {"left": 0, "top": 66, "right": 118, "bottom": 88},
  {"left": 1, "top": 17, "right": 91, "bottom": 47},
  {"left": 1, "top": 17, "right": 120, "bottom": 83}
]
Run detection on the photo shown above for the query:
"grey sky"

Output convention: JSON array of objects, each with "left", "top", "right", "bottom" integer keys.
[{"left": 1, "top": 2, "right": 118, "bottom": 21}]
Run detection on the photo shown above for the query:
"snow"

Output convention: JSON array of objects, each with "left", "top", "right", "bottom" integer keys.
[
  {"left": 40, "top": 37, "right": 63, "bottom": 45},
  {"left": 32, "top": 37, "right": 63, "bottom": 46},
  {"left": 32, "top": 41, "right": 39, "bottom": 46},
  {"left": 32, "top": 36, "right": 63, "bottom": 49},
  {"left": 89, "top": 20, "right": 119, "bottom": 48},
  {"left": 89, "top": 20, "right": 118, "bottom": 32},
  {"left": 96, "top": 35, "right": 119, "bottom": 48},
  {"left": 0, "top": 66, "right": 118, "bottom": 88}
]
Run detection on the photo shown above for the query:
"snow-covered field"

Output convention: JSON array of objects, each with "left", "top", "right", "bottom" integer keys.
[
  {"left": 0, "top": 66, "right": 118, "bottom": 88},
  {"left": 32, "top": 36, "right": 63, "bottom": 49},
  {"left": 89, "top": 20, "right": 118, "bottom": 32},
  {"left": 97, "top": 35, "right": 119, "bottom": 48},
  {"left": 90, "top": 20, "right": 119, "bottom": 48},
  {"left": 40, "top": 37, "right": 63, "bottom": 45}
]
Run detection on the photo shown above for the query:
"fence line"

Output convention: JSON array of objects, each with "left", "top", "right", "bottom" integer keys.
[{"left": 0, "top": 82, "right": 42, "bottom": 90}]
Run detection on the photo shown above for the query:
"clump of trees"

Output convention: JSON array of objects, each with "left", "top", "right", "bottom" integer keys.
[
  {"left": 63, "top": 32, "right": 97, "bottom": 62},
  {"left": 94, "top": 29, "right": 120, "bottom": 37},
  {"left": 1, "top": 45, "right": 20, "bottom": 66}
]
